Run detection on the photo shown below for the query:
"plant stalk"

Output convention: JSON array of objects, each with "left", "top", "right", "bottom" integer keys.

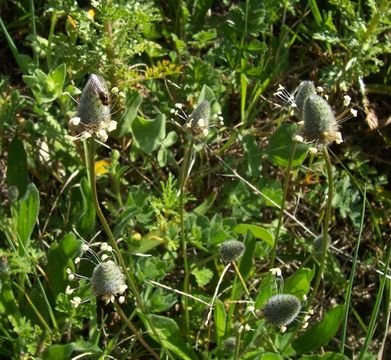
[{"left": 86, "top": 137, "right": 172, "bottom": 359}]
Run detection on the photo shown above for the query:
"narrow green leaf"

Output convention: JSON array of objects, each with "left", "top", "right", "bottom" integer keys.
[
  {"left": 292, "top": 305, "right": 344, "bottom": 354},
  {"left": 17, "top": 183, "right": 40, "bottom": 248},
  {"left": 214, "top": 299, "right": 226, "bottom": 344},
  {"left": 6, "top": 137, "right": 29, "bottom": 196},
  {"left": 77, "top": 177, "right": 95, "bottom": 236}
]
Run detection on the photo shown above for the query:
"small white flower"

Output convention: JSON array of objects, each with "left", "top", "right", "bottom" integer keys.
[
  {"left": 303, "top": 315, "right": 311, "bottom": 322},
  {"left": 97, "top": 129, "right": 108, "bottom": 142},
  {"left": 118, "top": 296, "right": 125, "bottom": 304},
  {"left": 100, "top": 243, "right": 112, "bottom": 252},
  {"left": 280, "top": 325, "right": 287, "bottom": 333},
  {"left": 75, "top": 257, "right": 81, "bottom": 264},
  {"left": 68, "top": 273, "right": 75, "bottom": 281},
  {"left": 80, "top": 132, "right": 92, "bottom": 139},
  {"left": 238, "top": 325, "right": 244, "bottom": 334},
  {"left": 302, "top": 294, "right": 308, "bottom": 301},
  {"left": 325, "top": 94, "right": 329, "bottom": 100},
  {"left": 269, "top": 268, "right": 282, "bottom": 277},
  {"left": 293, "top": 135, "right": 304, "bottom": 143},
  {"left": 247, "top": 305, "right": 255, "bottom": 313},
  {"left": 65, "top": 285, "right": 75, "bottom": 295},
  {"left": 66, "top": 268, "right": 72, "bottom": 274},
  {"left": 81, "top": 244, "right": 90, "bottom": 252},
  {"left": 302, "top": 322, "right": 309, "bottom": 329},
  {"left": 69, "top": 117, "right": 81, "bottom": 126},
  {"left": 244, "top": 324, "right": 251, "bottom": 332},
  {"left": 350, "top": 108, "right": 358, "bottom": 117},
  {"left": 343, "top": 95, "right": 351, "bottom": 107},
  {"left": 106, "top": 120, "right": 117, "bottom": 132},
  {"left": 119, "top": 91, "right": 126, "bottom": 99},
  {"left": 308, "top": 147, "right": 318, "bottom": 155},
  {"left": 118, "top": 284, "right": 128, "bottom": 294},
  {"left": 316, "top": 86, "right": 324, "bottom": 93},
  {"left": 175, "top": 103, "right": 183, "bottom": 109},
  {"left": 101, "top": 254, "right": 109, "bottom": 261},
  {"left": 111, "top": 87, "right": 119, "bottom": 95},
  {"left": 70, "top": 296, "right": 81, "bottom": 308},
  {"left": 170, "top": 108, "right": 176, "bottom": 114}
]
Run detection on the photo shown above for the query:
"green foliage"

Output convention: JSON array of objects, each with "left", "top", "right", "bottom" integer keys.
[{"left": 0, "top": 0, "right": 389, "bottom": 358}]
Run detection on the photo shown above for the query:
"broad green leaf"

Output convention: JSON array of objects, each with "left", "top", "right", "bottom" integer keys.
[
  {"left": 292, "top": 305, "right": 344, "bottom": 354},
  {"left": 6, "top": 137, "right": 29, "bottom": 197},
  {"left": 299, "top": 352, "right": 350, "bottom": 360},
  {"left": 266, "top": 124, "right": 309, "bottom": 167},
  {"left": 192, "top": 267, "right": 213, "bottom": 287},
  {"left": 143, "top": 315, "right": 197, "bottom": 360},
  {"left": 47, "top": 63, "right": 66, "bottom": 98},
  {"left": 259, "top": 353, "right": 284, "bottom": 360},
  {"left": 255, "top": 273, "right": 274, "bottom": 308},
  {"left": 132, "top": 114, "right": 166, "bottom": 154},
  {"left": 234, "top": 224, "right": 274, "bottom": 247},
  {"left": 239, "top": 231, "right": 257, "bottom": 279},
  {"left": 283, "top": 268, "right": 314, "bottom": 298},
  {"left": 47, "top": 233, "right": 81, "bottom": 296},
  {"left": 43, "top": 341, "right": 101, "bottom": 360},
  {"left": 148, "top": 288, "right": 177, "bottom": 313},
  {"left": 116, "top": 89, "right": 142, "bottom": 137},
  {"left": 198, "top": 84, "right": 216, "bottom": 103},
  {"left": 17, "top": 183, "right": 40, "bottom": 248},
  {"left": 214, "top": 299, "right": 226, "bottom": 344}
]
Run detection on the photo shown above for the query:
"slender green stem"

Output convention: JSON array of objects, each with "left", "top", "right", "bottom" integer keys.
[
  {"left": 309, "top": 147, "right": 333, "bottom": 303},
  {"left": 114, "top": 304, "right": 160, "bottom": 360},
  {"left": 358, "top": 236, "right": 391, "bottom": 359},
  {"left": 270, "top": 141, "right": 297, "bottom": 268},
  {"left": 233, "top": 329, "right": 242, "bottom": 360},
  {"left": 282, "top": 146, "right": 334, "bottom": 352},
  {"left": 86, "top": 138, "right": 173, "bottom": 359},
  {"left": 29, "top": 0, "right": 38, "bottom": 65},
  {"left": 340, "top": 186, "right": 366, "bottom": 354},
  {"left": 178, "top": 138, "right": 194, "bottom": 336}
]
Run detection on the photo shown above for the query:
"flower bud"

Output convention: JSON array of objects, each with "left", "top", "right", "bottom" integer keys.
[
  {"left": 220, "top": 240, "right": 245, "bottom": 263},
  {"left": 261, "top": 294, "right": 301, "bottom": 326},
  {"left": 90, "top": 260, "right": 127, "bottom": 303},
  {"left": 294, "top": 81, "right": 316, "bottom": 116},
  {"left": 313, "top": 234, "right": 331, "bottom": 257},
  {"left": 188, "top": 100, "right": 210, "bottom": 136},
  {"left": 303, "top": 94, "right": 340, "bottom": 145},
  {"left": 77, "top": 74, "right": 111, "bottom": 126}
]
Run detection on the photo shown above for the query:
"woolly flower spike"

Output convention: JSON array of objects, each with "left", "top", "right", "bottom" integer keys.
[
  {"left": 220, "top": 240, "right": 245, "bottom": 262},
  {"left": 294, "top": 81, "right": 317, "bottom": 116},
  {"left": 187, "top": 100, "right": 210, "bottom": 136},
  {"left": 69, "top": 74, "right": 117, "bottom": 142},
  {"left": 303, "top": 94, "right": 342, "bottom": 146},
  {"left": 90, "top": 260, "right": 128, "bottom": 304},
  {"left": 261, "top": 294, "right": 301, "bottom": 327}
]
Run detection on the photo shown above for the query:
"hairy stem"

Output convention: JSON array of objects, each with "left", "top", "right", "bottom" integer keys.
[
  {"left": 270, "top": 141, "right": 297, "bottom": 268},
  {"left": 86, "top": 137, "right": 172, "bottom": 359},
  {"left": 178, "top": 137, "right": 194, "bottom": 336},
  {"left": 115, "top": 304, "right": 160, "bottom": 360}
]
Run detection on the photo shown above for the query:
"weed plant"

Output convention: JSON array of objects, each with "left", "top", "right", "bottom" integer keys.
[{"left": 0, "top": 1, "right": 390, "bottom": 359}]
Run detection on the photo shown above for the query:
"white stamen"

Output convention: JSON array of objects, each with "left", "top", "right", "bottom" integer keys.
[
  {"left": 343, "top": 95, "right": 351, "bottom": 107},
  {"left": 350, "top": 108, "right": 358, "bottom": 117},
  {"left": 65, "top": 285, "right": 75, "bottom": 295},
  {"left": 70, "top": 296, "right": 81, "bottom": 308}
]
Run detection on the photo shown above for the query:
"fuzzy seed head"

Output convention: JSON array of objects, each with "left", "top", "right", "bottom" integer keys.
[
  {"left": 220, "top": 240, "right": 245, "bottom": 262},
  {"left": 77, "top": 74, "right": 110, "bottom": 126},
  {"left": 261, "top": 294, "right": 301, "bottom": 327},
  {"left": 294, "top": 81, "right": 316, "bottom": 115},
  {"left": 90, "top": 261, "right": 127, "bottom": 303},
  {"left": 303, "top": 94, "right": 340, "bottom": 145},
  {"left": 188, "top": 100, "right": 210, "bottom": 136},
  {"left": 223, "top": 337, "right": 236, "bottom": 351},
  {"left": 313, "top": 234, "right": 331, "bottom": 256}
]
